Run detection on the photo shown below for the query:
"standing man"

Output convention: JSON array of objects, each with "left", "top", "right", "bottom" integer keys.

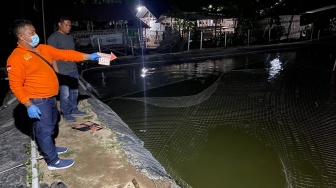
[
  {"left": 48, "top": 16, "right": 84, "bottom": 122},
  {"left": 7, "top": 19, "right": 100, "bottom": 170}
]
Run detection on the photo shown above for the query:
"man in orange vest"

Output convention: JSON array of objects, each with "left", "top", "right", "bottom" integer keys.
[{"left": 7, "top": 19, "right": 100, "bottom": 170}]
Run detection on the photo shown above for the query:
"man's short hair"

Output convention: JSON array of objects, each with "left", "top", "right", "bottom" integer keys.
[
  {"left": 11, "top": 19, "right": 33, "bottom": 38},
  {"left": 59, "top": 16, "right": 71, "bottom": 23}
]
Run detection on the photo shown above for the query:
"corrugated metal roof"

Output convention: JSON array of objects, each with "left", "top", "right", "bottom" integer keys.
[
  {"left": 306, "top": 5, "right": 336, "bottom": 13},
  {"left": 300, "top": 4, "right": 336, "bottom": 25},
  {"left": 156, "top": 12, "right": 229, "bottom": 23}
]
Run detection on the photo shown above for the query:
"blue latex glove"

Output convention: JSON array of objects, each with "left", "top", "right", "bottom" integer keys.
[
  {"left": 89, "top": 53, "right": 100, "bottom": 60},
  {"left": 27, "top": 105, "right": 41, "bottom": 119}
]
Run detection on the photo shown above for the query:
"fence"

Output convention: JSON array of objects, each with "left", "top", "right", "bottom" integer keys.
[
  {"left": 70, "top": 21, "right": 335, "bottom": 55},
  {"left": 179, "top": 26, "right": 335, "bottom": 51},
  {"left": 166, "top": 14, "right": 335, "bottom": 51}
]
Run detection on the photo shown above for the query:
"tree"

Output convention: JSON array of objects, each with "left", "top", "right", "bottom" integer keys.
[{"left": 197, "top": 0, "right": 286, "bottom": 45}]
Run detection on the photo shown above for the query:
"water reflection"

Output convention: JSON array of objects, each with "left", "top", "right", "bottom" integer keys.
[
  {"left": 268, "top": 53, "right": 283, "bottom": 81},
  {"left": 99, "top": 52, "right": 296, "bottom": 187},
  {"left": 86, "top": 51, "right": 336, "bottom": 188},
  {"left": 83, "top": 53, "right": 273, "bottom": 100}
]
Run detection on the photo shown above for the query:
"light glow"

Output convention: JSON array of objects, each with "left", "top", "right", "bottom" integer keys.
[
  {"left": 141, "top": 68, "right": 148, "bottom": 77},
  {"left": 137, "top": 6, "right": 142, "bottom": 12},
  {"left": 268, "top": 54, "right": 282, "bottom": 81}
]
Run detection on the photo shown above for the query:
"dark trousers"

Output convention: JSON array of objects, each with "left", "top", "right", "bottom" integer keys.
[{"left": 31, "top": 97, "right": 59, "bottom": 165}]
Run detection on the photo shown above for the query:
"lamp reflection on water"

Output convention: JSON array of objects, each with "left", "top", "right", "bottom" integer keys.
[
  {"left": 268, "top": 53, "right": 282, "bottom": 81},
  {"left": 141, "top": 67, "right": 156, "bottom": 78},
  {"left": 141, "top": 68, "right": 148, "bottom": 77}
]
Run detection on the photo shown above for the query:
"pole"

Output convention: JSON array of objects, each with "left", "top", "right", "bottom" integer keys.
[
  {"left": 144, "top": 28, "right": 147, "bottom": 48},
  {"left": 225, "top": 32, "right": 227, "bottom": 47},
  {"left": 247, "top": 29, "right": 250, "bottom": 46},
  {"left": 124, "top": 22, "right": 127, "bottom": 55},
  {"left": 42, "top": 0, "right": 46, "bottom": 44},
  {"left": 200, "top": 31, "right": 203, "bottom": 50},
  {"left": 310, "top": 25, "right": 314, "bottom": 42},
  {"left": 138, "top": 28, "right": 141, "bottom": 47},
  {"left": 188, "top": 31, "right": 191, "bottom": 51},
  {"left": 97, "top": 37, "right": 101, "bottom": 52},
  {"left": 31, "top": 139, "right": 39, "bottom": 188},
  {"left": 214, "top": 20, "right": 217, "bottom": 38},
  {"left": 130, "top": 38, "right": 134, "bottom": 55},
  {"left": 30, "top": 122, "right": 39, "bottom": 188}
]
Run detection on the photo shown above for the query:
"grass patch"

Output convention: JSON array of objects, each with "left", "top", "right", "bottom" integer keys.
[
  {"left": 50, "top": 172, "right": 62, "bottom": 179},
  {"left": 83, "top": 115, "right": 94, "bottom": 120},
  {"left": 59, "top": 149, "right": 77, "bottom": 158},
  {"left": 104, "top": 133, "right": 123, "bottom": 151}
]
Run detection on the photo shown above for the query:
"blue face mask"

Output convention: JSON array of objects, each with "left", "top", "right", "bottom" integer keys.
[{"left": 28, "top": 34, "right": 40, "bottom": 47}]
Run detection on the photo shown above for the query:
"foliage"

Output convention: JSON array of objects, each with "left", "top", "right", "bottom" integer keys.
[
  {"left": 301, "top": 24, "right": 313, "bottom": 39},
  {"left": 270, "top": 25, "right": 285, "bottom": 42},
  {"left": 300, "top": 17, "right": 336, "bottom": 40},
  {"left": 328, "top": 18, "right": 336, "bottom": 35}
]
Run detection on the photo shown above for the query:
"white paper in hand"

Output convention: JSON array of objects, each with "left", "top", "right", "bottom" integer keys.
[{"left": 97, "top": 52, "right": 117, "bottom": 66}]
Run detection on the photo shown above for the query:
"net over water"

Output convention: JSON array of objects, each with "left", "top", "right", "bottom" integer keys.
[{"left": 79, "top": 47, "right": 336, "bottom": 187}]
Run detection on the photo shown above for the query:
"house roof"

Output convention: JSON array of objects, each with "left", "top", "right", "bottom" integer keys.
[
  {"left": 136, "top": 6, "right": 152, "bottom": 19},
  {"left": 305, "top": 5, "right": 336, "bottom": 13},
  {"left": 300, "top": 4, "right": 336, "bottom": 25},
  {"left": 156, "top": 12, "right": 229, "bottom": 23}
]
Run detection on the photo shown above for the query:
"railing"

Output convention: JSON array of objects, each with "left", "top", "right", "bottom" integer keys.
[
  {"left": 178, "top": 27, "right": 335, "bottom": 51},
  {"left": 66, "top": 25, "right": 335, "bottom": 56}
]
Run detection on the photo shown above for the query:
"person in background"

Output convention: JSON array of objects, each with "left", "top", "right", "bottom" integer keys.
[
  {"left": 47, "top": 16, "right": 85, "bottom": 122},
  {"left": 6, "top": 19, "right": 100, "bottom": 170}
]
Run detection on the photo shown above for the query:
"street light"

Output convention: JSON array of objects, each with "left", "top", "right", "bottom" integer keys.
[{"left": 137, "top": 6, "right": 143, "bottom": 12}]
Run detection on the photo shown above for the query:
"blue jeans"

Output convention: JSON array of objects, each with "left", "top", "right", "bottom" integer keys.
[
  {"left": 31, "top": 97, "right": 59, "bottom": 165},
  {"left": 59, "top": 71, "right": 79, "bottom": 116}
]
